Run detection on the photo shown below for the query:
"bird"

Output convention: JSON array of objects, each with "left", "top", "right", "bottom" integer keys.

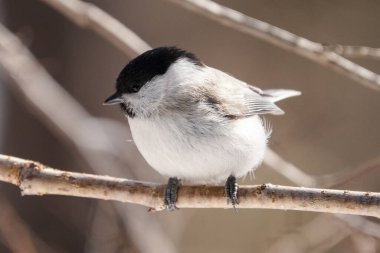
[{"left": 104, "top": 46, "right": 300, "bottom": 210}]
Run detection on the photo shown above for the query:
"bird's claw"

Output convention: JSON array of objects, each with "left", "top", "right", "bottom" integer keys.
[
  {"left": 164, "top": 177, "right": 181, "bottom": 211},
  {"left": 225, "top": 175, "right": 239, "bottom": 209}
]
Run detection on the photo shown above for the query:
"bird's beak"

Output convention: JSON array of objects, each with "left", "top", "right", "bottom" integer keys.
[{"left": 103, "top": 93, "right": 123, "bottom": 105}]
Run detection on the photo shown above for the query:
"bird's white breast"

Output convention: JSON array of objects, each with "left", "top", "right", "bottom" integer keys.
[{"left": 128, "top": 115, "right": 267, "bottom": 184}]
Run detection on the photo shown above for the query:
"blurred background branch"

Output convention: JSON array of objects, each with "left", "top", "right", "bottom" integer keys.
[
  {"left": 0, "top": 196, "right": 39, "bottom": 253},
  {"left": 324, "top": 45, "right": 380, "bottom": 60},
  {"left": 166, "top": 0, "right": 380, "bottom": 92},
  {"left": 266, "top": 214, "right": 352, "bottom": 253},
  {"left": 40, "top": 0, "right": 150, "bottom": 57}
]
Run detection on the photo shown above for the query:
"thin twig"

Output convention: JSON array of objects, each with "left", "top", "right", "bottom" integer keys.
[
  {"left": 166, "top": 0, "right": 380, "bottom": 92},
  {"left": 264, "top": 148, "right": 318, "bottom": 187},
  {"left": 350, "top": 232, "right": 378, "bottom": 253},
  {"left": 40, "top": 0, "right": 150, "bottom": 57},
  {"left": 316, "top": 155, "right": 380, "bottom": 188},
  {"left": 265, "top": 149, "right": 380, "bottom": 189},
  {"left": 336, "top": 214, "right": 380, "bottom": 239},
  {"left": 0, "top": 155, "right": 379, "bottom": 217},
  {"left": 325, "top": 45, "right": 380, "bottom": 60},
  {"left": 266, "top": 214, "right": 351, "bottom": 253}
]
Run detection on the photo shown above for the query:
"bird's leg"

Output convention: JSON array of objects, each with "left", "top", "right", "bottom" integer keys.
[
  {"left": 164, "top": 177, "right": 181, "bottom": 211},
  {"left": 225, "top": 175, "right": 239, "bottom": 208}
]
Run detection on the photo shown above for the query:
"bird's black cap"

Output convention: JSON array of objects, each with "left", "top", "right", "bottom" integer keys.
[{"left": 115, "top": 46, "right": 202, "bottom": 94}]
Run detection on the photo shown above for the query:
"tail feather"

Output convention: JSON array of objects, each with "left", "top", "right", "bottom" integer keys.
[{"left": 263, "top": 89, "right": 301, "bottom": 103}]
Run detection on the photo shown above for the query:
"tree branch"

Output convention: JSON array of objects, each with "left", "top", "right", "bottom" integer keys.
[
  {"left": 1, "top": 154, "right": 379, "bottom": 217},
  {"left": 40, "top": 0, "right": 150, "bottom": 57},
  {"left": 325, "top": 45, "right": 380, "bottom": 60},
  {"left": 166, "top": 0, "right": 380, "bottom": 92}
]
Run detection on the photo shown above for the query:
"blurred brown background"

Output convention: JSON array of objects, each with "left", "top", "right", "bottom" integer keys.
[{"left": 1, "top": 0, "right": 380, "bottom": 252}]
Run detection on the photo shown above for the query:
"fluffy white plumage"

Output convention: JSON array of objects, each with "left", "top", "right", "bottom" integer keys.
[{"left": 123, "top": 58, "right": 299, "bottom": 183}]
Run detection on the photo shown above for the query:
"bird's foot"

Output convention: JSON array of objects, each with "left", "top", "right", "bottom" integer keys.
[
  {"left": 164, "top": 177, "right": 181, "bottom": 211},
  {"left": 225, "top": 175, "right": 239, "bottom": 209}
]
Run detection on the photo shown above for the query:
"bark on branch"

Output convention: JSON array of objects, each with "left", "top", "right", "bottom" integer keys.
[{"left": 1, "top": 154, "right": 379, "bottom": 217}]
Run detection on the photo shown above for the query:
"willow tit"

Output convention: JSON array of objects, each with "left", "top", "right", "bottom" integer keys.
[{"left": 104, "top": 47, "right": 300, "bottom": 210}]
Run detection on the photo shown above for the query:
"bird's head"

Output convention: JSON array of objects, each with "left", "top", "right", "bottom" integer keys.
[{"left": 104, "top": 46, "right": 203, "bottom": 118}]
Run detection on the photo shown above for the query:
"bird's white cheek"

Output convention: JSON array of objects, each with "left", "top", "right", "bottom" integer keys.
[{"left": 128, "top": 83, "right": 165, "bottom": 117}]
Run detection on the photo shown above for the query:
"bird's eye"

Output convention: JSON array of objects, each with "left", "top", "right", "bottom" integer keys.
[{"left": 132, "top": 85, "right": 139, "bottom": 92}]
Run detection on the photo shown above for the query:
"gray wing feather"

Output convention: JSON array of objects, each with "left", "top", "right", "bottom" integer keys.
[
  {"left": 177, "top": 67, "right": 301, "bottom": 120},
  {"left": 203, "top": 69, "right": 288, "bottom": 118},
  {"left": 244, "top": 95, "right": 284, "bottom": 115}
]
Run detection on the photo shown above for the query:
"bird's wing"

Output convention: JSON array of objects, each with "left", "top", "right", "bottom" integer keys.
[{"left": 201, "top": 68, "right": 285, "bottom": 119}]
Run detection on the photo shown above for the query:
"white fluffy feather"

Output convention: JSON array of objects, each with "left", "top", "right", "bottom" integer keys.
[{"left": 124, "top": 59, "right": 299, "bottom": 183}]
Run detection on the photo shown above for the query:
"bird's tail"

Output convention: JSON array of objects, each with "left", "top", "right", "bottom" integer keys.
[{"left": 262, "top": 89, "right": 301, "bottom": 103}]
